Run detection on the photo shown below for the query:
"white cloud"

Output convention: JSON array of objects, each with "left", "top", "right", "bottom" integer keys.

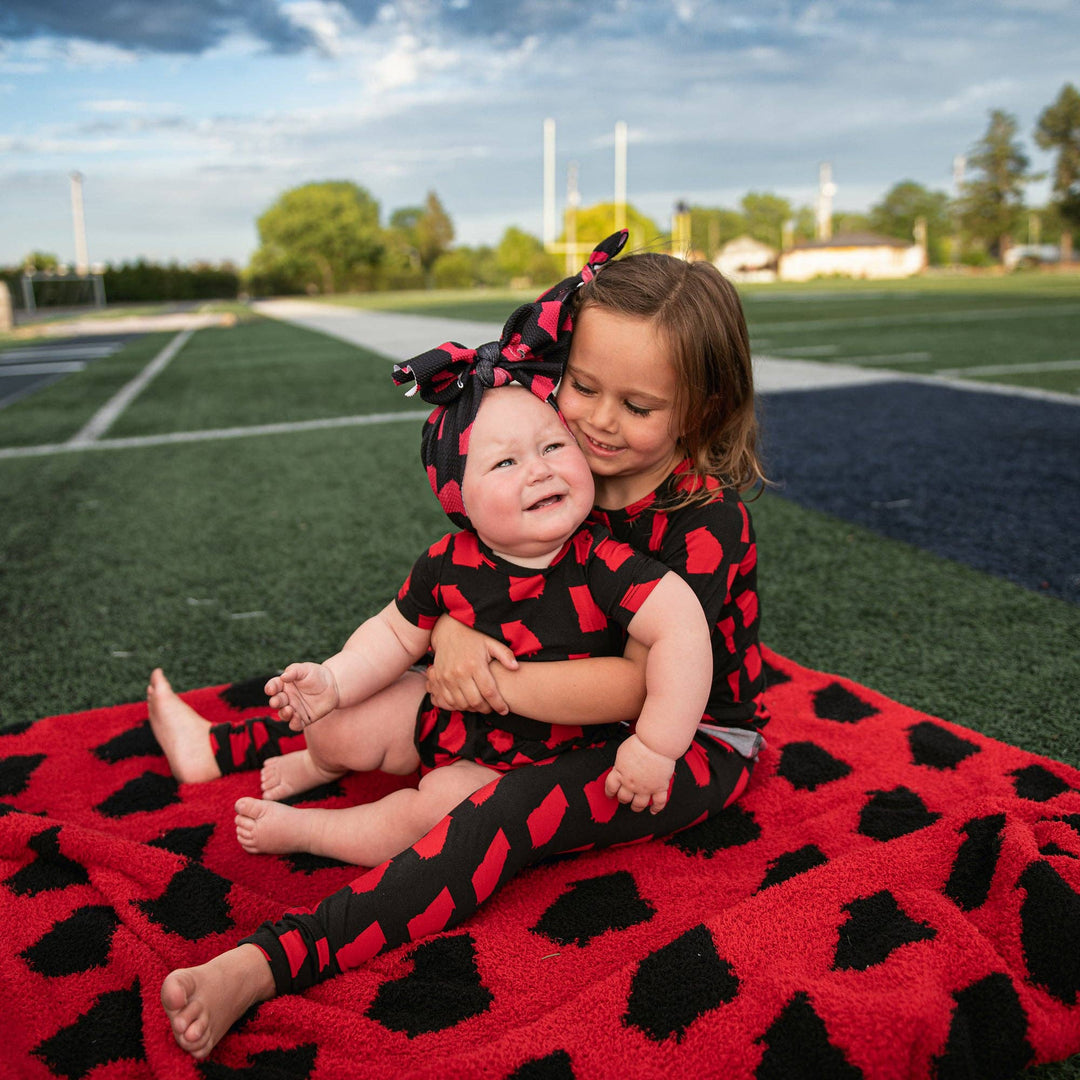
[
  {"left": 280, "top": 0, "right": 358, "bottom": 58},
  {"left": 80, "top": 99, "right": 152, "bottom": 113}
]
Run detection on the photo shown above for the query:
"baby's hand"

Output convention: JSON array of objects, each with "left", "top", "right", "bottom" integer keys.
[
  {"left": 264, "top": 663, "right": 339, "bottom": 731},
  {"left": 604, "top": 734, "right": 676, "bottom": 814}
]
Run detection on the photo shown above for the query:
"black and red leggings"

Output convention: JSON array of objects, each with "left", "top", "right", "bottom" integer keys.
[{"left": 217, "top": 724, "right": 752, "bottom": 995}]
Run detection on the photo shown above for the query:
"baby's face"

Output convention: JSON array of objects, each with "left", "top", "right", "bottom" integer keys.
[{"left": 461, "top": 386, "right": 595, "bottom": 566}]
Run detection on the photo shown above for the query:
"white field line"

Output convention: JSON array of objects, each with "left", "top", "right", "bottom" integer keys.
[
  {"left": 67, "top": 329, "right": 193, "bottom": 447},
  {"left": 763, "top": 345, "right": 839, "bottom": 356},
  {"left": 0, "top": 410, "right": 430, "bottom": 461},
  {"left": 835, "top": 352, "right": 933, "bottom": 366},
  {"left": 756, "top": 301, "right": 1080, "bottom": 334},
  {"left": 0, "top": 361, "right": 86, "bottom": 376},
  {"left": 937, "top": 358, "right": 1080, "bottom": 377},
  {"left": 900, "top": 371, "right": 1080, "bottom": 405}
]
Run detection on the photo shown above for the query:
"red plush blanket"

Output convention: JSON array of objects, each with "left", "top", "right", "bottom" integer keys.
[{"left": 2, "top": 649, "right": 1079, "bottom": 1080}]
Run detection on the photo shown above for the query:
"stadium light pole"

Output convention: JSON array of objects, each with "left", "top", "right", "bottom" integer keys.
[
  {"left": 614, "top": 121, "right": 627, "bottom": 232},
  {"left": 70, "top": 171, "right": 89, "bottom": 277},
  {"left": 543, "top": 119, "right": 557, "bottom": 250},
  {"left": 564, "top": 161, "right": 580, "bottom": 275},
  {"left": 816, "top": 162, "right": 836, "bottom": 241}
]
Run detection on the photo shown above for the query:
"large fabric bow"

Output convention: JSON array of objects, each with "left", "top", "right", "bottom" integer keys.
[{"left": 393, "top": 230, "right": 628, "bottom": 528}]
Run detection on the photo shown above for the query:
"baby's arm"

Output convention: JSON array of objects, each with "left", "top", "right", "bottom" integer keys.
[
  {"left": 427, "top": 614, "right": 647, "bottom": 722},
  {"left": 266, "top": 601, "right": 432, "bottom": 731},
  {"left": 605, "top": 572, "right": 712, "bottom": 813}
]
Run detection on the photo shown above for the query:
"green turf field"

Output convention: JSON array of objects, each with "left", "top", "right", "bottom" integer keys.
[
  {"left": 333, "top": 271, "right": 1080, "bottom": 397},
  {"left": 2, "top": 282, "right": 1078, "bottom": 1078}
]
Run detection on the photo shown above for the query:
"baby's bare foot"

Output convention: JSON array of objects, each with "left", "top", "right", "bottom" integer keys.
[
  {"left": 235, "top": 796, "right": 316, "bottom": 855},
  {"left": 161, "top": 944, "right": 275, "bottom": 1059},
  {"left": 260, "top": 749, "right": 343, "bottom": 801},
  {"left": 147, "top": 669, "right": 221, "bottom": 783}
]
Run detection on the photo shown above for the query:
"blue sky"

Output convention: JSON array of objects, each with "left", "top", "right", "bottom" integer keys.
[{"left": 1, "top": 0, "right": 1076, "bottom": 268}]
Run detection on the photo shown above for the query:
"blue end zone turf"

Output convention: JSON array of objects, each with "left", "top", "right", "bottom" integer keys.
[{"left": 760, "top": 381, "right": 1080, "bottom": 604}]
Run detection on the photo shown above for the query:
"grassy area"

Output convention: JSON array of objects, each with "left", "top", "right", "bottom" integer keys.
[
  {"left": 347, "top": 270, "right": 1080, "bottom": 396},
  {"left": 0, "top": 331, "right": 177, "bottom": 446},
  {"left": 2, "top": 315, "right": 1076, "bottom": 759}
]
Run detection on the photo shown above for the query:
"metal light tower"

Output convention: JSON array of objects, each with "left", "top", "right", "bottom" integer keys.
[
  {"left": 614, "top": 121, "right": 627, "bottom": 232},
  {"left": 564, "top": 161, "right": 581, "bottom": 275},
  {"left": 71, "top": 171, "right": 89, "bottom": 276},
  {"left": 816, "top": 162, "right": 836, "bottom": 241},
  {"left": 543, "top": 119, "right": 557, "bottom": 249}
]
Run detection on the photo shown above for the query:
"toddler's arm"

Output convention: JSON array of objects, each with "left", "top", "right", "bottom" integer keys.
[
  {"left": 427, "top": 615, "right": 519, "bottom": 715},
  {"left": 605, "top": 572, "right": 712, "bottom": 812},
  {"left": 266, "top": 601, "right": 432, "bottom": 731},
  {"left": 427, "top": 615, "right": 648, "bottom": 723}
]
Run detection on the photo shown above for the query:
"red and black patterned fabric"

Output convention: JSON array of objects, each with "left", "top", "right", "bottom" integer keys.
[
  {"left": 592, "top": 460, "right": 768, "bottom": 732},
  {"left": 3, "top": 650, "right": 1080, "bottom": 1079},
  {"left": 244, "top": 729, "right": 751, "bottom": 994},
  {"left": 396, "top": 522, "right": 666, "bottom": 772},
  {"left": 392, "top": 230, "right": 627, "bottom": 528},
  {"left": 208, "top": 709, "right": 306, "bottom": 775}
]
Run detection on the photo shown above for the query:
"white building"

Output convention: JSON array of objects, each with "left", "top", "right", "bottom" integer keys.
[
  {"left": 714, "top": 235, "right": 778, "bottom": 282},
  {"left": 778, "top": 232, "right": 926, "bottom": 282}
]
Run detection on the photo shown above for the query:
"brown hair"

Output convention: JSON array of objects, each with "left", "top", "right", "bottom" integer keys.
[{"left": 573, "top": 250, "right": 766, "bottom": 500}]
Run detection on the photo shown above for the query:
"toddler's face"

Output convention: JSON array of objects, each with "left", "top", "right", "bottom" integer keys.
[
  {"left": 557, "top": 304, "right": 681, "bottom": 505},
  {"left": 461, "top": 386, "right": 595, "bottom": 566}
]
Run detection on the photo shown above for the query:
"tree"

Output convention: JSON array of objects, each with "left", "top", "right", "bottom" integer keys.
[
  {"left": 389, "top": 192, "right": 454, "bottom": 285},
  {"left": 870, "top": 181, "right": 952, "bottom": 265},
  {"left": 832, "top": 211, "right": 873, "bottom": 235},
  {"left": 249, "top": 181, "right": 383, "bottom": 294},
  {"left": 740, "top": 192, "right": 792, "bottom": 249},
  {"left": 958, "top": 110, "right": 1031, "bottom": 260},
  {"left": 23, "top": 251, "right": 60, "bottom": 272},
  {"left": 431, "top": 249, "right": 474, "bottom": 289},
  {"left": 1035, "top": 82, "right": 1080, "bottom": 260},
  {"left": 495, "top": 227, "right": 559, "bottom": 284},
  {"left": 560, "top": 202, "right": 664, "bottom": 251},
  {"left": 416, "top": 191, "right": 455, "bottom": 281},
  {"left": 688, "top": 206, "right": 744, "bottom": 259},
  {"left": 791, "top": 206, "right": 817, "bottom": 243}
]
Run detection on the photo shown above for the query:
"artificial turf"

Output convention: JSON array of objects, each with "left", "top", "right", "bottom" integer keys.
[{"left": 340, "top": 271, "right": 1080, "bottom": 397}]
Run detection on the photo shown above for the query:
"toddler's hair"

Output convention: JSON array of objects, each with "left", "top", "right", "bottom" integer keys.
[{"left": 574, "top": 251, "right": 766, "bottom": 497}]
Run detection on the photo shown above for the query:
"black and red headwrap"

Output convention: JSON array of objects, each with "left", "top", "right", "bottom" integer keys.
[{"left": 392, "top": 230, "right": 628, "bottom": 528}]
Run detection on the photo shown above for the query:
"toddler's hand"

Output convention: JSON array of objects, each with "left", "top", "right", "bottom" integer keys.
[
  {"left": 427, "top": 617, "right": 518, "bottom": 715},
  {"left": 264, "top": 663, "right": 339, "bottom": 731},
  {"left": 604, "top": 734, "right": 676, "bottom": 814}
]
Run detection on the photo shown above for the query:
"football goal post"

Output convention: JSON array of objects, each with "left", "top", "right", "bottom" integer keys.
[{"left": 18, "top": 271, "right": 106, "bottom": 316}]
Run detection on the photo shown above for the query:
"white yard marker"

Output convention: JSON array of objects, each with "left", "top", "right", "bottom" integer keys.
[
  {"left": 67, "top": 329, "right": 193, "bottom": 446},
  {"left": 0, "top": 410, "right": 430, "bottom": 461},
  {"left": 837, "top": 352, "right": 933, "bottom": 366}
]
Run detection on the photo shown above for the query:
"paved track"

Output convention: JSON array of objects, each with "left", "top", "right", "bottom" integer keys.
[{"left": 250, "top": 299, "right": 905, "bottom": 393}]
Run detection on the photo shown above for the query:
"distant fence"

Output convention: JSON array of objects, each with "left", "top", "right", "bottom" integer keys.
[{"left": 0, "top": 261, "right": 240, "bottom": 311}]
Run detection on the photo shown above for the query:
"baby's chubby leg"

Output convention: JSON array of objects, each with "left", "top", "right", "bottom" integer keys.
[
  {"left": 236, "top": 759, "right": 500, "bottom": 866},
  {"left": 259, "top": 669, "right": 428, "bottom": 801}
]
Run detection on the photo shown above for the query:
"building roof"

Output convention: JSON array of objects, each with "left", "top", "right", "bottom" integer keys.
[
  {"left": 788, "top": 232, "right": 912, "bottom": 251},
  {"left": 720, "top": 234, "right": 776, "bottom": 255}
]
